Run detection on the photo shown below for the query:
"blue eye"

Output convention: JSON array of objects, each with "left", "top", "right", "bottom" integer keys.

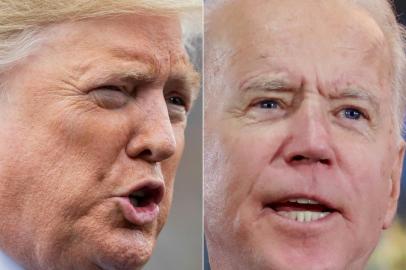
[
  {"left": 259, "top": 100, "right": 280, "bottom": 109},
  {"left": 343, "top": 108, "right": 362, "bottom": 120}
]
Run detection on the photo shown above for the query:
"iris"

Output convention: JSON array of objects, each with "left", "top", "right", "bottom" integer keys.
[
  {"left": 344, "top": 108, "right": 362, "bottom": 120},
  {"left": 259, "top": 100, "right": 279, "bottom": 109}
]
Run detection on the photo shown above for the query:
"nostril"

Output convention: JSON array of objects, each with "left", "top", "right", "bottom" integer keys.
[
  {"left": 139, "top": 149, "right": 153, "bottom": 158},
  {"left": 292, "top": 155, "right": 307, "bottom": 162},
  {"left": 320, "top": 159, "right": 330, "bottom": 165}
]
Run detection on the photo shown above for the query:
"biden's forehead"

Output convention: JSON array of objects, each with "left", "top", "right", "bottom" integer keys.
[{"left": 207, "top": 0, "right": 388, "bottom": 62}]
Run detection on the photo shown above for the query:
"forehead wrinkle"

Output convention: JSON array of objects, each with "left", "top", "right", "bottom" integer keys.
[
  {"left": 69, "top": 57, "right": 157, "bottom": 89},
  {"left": 239, "top": 72, "right": 297, "bottom": 93},
  {"left": 333, "top": 29, "right": 387, "bottom": 62}
]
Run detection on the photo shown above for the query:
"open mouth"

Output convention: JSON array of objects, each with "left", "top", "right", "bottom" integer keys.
[
  {"left": 129, "top": 185, "right": 164, "bottom": 208},
  {"left": 265, "top": 198, "right": 336, "bottom": 223},
  {"left": 117, "top": 181, "right": 165, "bottom": 226}
]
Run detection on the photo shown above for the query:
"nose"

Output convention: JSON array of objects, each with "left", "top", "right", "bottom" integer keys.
[
  {"left": 283, "top": 100, "right": 335, "bottom": 166},
  {"left": 126, "top": 94, "right": 177, "bottom": 163}
]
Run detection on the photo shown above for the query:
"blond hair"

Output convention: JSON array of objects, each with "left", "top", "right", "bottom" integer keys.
[{"left": 0, "top": 0, "right": 202, "bottom": 72}]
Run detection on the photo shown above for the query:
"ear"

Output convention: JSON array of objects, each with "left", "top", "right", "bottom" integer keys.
[{"left": 383, "top": 139, "right": 405, "bottom": 229}]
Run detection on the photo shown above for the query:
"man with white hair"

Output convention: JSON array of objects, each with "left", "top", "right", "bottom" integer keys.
[
  {"left": 0, "top": 1, "right": 201, "bottom": 269},
  {"left": 204, "top": 0, "right": 406, "bottom": 269}
]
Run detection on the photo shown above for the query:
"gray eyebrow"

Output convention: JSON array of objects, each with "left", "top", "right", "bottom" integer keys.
[
  {"left": 330, "top": 88, "right": 380, "bottom": 112},
  {"left": 239, "top": 76, "right": 293, "bottom": 92},
  {"left": 239, "top": 76, "right": 380, "bottom": 113}
]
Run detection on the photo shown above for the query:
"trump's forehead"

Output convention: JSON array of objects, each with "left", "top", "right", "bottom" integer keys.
[{"left": 18, "top": 14, "right": 200, "bottom": 100}]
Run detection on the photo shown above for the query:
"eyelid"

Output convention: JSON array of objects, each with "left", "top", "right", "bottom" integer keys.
[
  {"left": 95, "top": 84, "right": 129, "bottom": 94},
  {"left": 336, "top": 105, "right": 370, "bottom": 121},
  {"left": 166, "top": 91, "right": 191, "bottom": 111},
  {"left": 251, "top": 98, "right": 286, "bottom": 109},
  {"left": 166, "top": 95, "right": 188, "bottom": 123}
]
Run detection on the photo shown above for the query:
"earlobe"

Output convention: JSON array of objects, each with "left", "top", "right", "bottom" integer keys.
[{"left": 383, "top": 140, "right": 405, "bottom": 229}]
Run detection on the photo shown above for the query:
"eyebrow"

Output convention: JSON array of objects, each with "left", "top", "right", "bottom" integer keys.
[
  {"left": 169, "top": 61, "right": 201, "bottom": 102},
  {"left": 111, "top": 47, "right": 201, "bottom": 100},
  {"left": 105, "top": 70, "right": 156, "bottom": 83},
  {"left": 240, "top": 76, "right": 381, "bottom": 112},
  {"left": 329, "top": 88, "right": 380, "bottom": 112},
  {"left": 239, "top": 75, "right": 296, "bottom": 93}
]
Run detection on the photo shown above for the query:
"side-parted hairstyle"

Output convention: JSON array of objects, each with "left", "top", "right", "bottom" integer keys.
[{"left": 0, "top": 0, "right": 202, "bottom": 73}]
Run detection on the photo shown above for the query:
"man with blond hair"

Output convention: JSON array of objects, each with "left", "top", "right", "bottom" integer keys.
[
  {"left": 204, "top": 0, "right": 406, "bottom": 269},
  {"left": 0, "top": 1, "right": 201, "bottom": 269}
]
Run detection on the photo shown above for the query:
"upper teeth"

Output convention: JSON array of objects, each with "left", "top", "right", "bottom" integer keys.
[
  {"left": 288, "top": 198, "right": 319, "bottom": 204},
  {"left": 278, "top": 211, "right": 329, "bottom": 222}
]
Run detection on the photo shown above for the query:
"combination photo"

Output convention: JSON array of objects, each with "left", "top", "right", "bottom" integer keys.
[{"left": 0, "top": 1, "right": 406, "bottom": 270}]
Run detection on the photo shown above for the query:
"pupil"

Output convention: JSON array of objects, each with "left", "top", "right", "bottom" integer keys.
[
  {"left": 260, "top": 100, "right": 278, "bottom": 109},
  {"left": 345, "top": 109, "right": 360, "bottom": 119},
  {"left": 170, "top": 96, "right": 184, "bottom": 106}
]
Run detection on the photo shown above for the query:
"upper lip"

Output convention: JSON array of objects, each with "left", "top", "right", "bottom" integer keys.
[
  {"left": 119, "top": 179, "right": 165, "bottom": 205},
  {"left": 263, "top": 193, "right": 341, "bottom": 213}
]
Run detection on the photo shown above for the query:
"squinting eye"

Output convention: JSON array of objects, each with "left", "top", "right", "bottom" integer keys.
[
  {"left": 99, "top": 85, "right": 122, "bottom": 92},
  {"left": 342, "top": 108, "right": 363, "bottom": 120},
  {"left": 258, "top": 100, "right": 280, "bottom": 109},
  {"left": 168, "top": 96, "right": 186, "bottom": 107},
  {"left": 90, "top": 85, "right": 129, "bottom": 109}
]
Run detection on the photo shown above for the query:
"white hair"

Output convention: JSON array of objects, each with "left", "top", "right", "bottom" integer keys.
[
  {"left": 0, "top": 0, "right": 202, "bottom": 73},
  {"left": 205, "top": 0, "right": 406, "bottom": 140},
  {"left": 350, "top": 0, "right": 406, "bottom": 140}
]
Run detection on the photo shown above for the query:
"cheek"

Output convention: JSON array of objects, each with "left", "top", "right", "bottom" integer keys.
[
  {"left": 0, "top": 97, "right": 133, "bottom": 222},
  {"left": 353, "top": 166, "right": 389, "bottom": 213},
  {"left": 206, "top": 125, "right": 283, "bottom": 224},
  {"left": 38, "top": 108, "right": 129, "bottom": 191},
  {"left": 54, "top": 107, "right": 130, "bottom": 153},
  {"left": 223, "top": 123, "right": 286, "bottom": 187},
  {"left": 340, "top": 141, "right": 393, "bottom": 232}
]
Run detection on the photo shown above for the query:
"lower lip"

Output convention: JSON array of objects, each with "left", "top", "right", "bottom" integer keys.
[{"left": 115, "top": 197, "right": 160, "bottom": 226}]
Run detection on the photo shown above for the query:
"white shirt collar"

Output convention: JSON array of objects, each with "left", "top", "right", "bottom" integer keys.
[{"left": 0, "top": 251, "right": 24, "bottom": 270}]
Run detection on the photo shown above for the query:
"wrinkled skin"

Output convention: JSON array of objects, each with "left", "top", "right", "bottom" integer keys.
[
  {"left": 0, "top": 14, "right": 198, "bottom": 270},
  {"left": 204, "top": 0, "right": 405, "bottom": 269}
]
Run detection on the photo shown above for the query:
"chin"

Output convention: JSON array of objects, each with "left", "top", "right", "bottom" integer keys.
[
  {"left": 85, "top": 228, "right": 157, "bottom": 270},
  {"left": 255, "top": 243, "right": 359, "bottom": 270},
  {"left": 64, "top": 211, "right": 160, "bottom": 270}
]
